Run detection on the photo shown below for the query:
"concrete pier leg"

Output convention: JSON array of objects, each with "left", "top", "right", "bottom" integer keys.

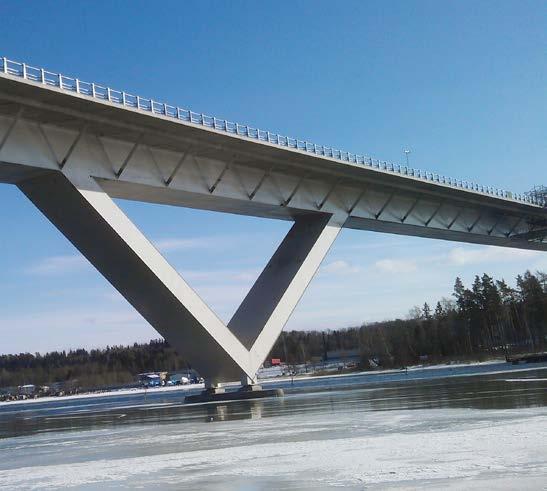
[
  {"left": 18, "top": 171, "right": 250, "bottom": 385},
  {"left": 240, "top": 374, "right": 256, "bottom": 386}
]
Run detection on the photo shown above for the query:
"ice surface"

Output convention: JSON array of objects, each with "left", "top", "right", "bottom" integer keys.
[
  {"left": 1, "top": 407, "right": 546, "bottom": 490},
  {"left": 1, "top": 363, "right": 546, "bottom": 490}
]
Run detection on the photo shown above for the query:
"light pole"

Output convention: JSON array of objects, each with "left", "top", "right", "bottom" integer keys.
[{"left": 404, "top": 149, "right": 411, "bottom": 167}]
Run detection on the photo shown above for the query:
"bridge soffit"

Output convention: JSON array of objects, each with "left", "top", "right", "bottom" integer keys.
[{"left": 0, "top": 100, "right": 545, "bottom": 248}]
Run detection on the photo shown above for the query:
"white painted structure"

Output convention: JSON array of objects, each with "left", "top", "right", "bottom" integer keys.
[{"left": 0, "top": 58, "right": 545, "bottom": 385}]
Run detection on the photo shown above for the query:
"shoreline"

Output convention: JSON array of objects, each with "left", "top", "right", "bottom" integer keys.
[
  {"left": 0, "top": 382, "right": 206, "bottom": 407},
  {"left": 1, "top": 358, "right": 534, "bottom": 408},
  {"left": 3, "top": 358, "right": 547, "bottom": 408},
  {"left": 257, "top": 358, "right": 506, "bottom": 384}
]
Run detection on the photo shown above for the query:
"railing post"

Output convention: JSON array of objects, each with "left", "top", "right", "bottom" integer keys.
[
  {"left": 40, "top": 68, "right": 45, "bottom": 83},
  {"left": 76, "top": 79, "right": 80, "bottom": 93},
  {"left": 2, "top": 57, "right": 7, "bottom": 74},
  {"left": 107, "top": 88, "right": 111, "bottom": 102},
  {"left": 136, "top": 96, "right": 140, "bottom": 109},
  {"left": 22, "top": 63, "right": 27, "bottom": 79},
  {"left": 91, "top": 83, "right": 96, "bottom": 98},
  {"left": 122, "top": 92, "right": 126, "bottom": 105}
]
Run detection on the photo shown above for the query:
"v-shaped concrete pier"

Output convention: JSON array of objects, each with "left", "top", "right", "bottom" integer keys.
[{"left": 19, "top": 171, "right": 343, "bottom": 385}]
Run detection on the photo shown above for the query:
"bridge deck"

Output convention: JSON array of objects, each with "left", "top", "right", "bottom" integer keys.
[{"left": 0, "top": 58, "right": 546, "bottom": 251}]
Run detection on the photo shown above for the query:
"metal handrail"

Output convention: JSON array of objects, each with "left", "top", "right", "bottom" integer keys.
[{"left": 1, "top": 56, "right": 544, "bottom": 208}]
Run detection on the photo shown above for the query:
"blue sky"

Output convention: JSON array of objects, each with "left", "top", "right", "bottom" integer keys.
[{"left": 0, "top": 1, "right": 545, "bottom": 354}]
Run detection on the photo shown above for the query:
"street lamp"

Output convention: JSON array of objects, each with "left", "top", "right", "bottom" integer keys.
[{"left": 404, "top": 149, "right": 411, "bottom": 167}]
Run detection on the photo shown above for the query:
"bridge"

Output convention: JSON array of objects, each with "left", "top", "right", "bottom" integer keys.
[{"left": 0, "top": 57, "right": 546, "bottom": 388}]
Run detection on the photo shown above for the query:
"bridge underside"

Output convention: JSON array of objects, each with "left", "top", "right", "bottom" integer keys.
[{"left": 0, "top": 72, "right": 546, "bottom": 384}]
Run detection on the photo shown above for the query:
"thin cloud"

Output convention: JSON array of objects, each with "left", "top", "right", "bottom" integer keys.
[
  {"left": 374, "top": 258, "right": 417, "bottom": 274},
  {"left": 152, "top": 234, "right": 252, "bottom": 253},
  {"left": 0, "top": 307, "right": 152, "bottom": 355},
  {"left": 24, "top": 255, "right": 89, "bottom": 276},
  {"left": 320, "top": 260, "right": 361, "bottom": 275},
  {"left": 153, "top": 237, "right": 216, "bottom": 252},
  {"left": 447, "top": 246, "right": 542, "bottom": 266},
  {"left": 179, "top": 268, "right": 261, "bottom": 284}
]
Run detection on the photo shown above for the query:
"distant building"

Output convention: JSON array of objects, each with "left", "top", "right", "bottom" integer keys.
[
  {"left": 17, "top": 384, "right": 36, "bottom": 396},
  {"left": 168, "top": 370, "right": 200, "bottom": 385},
  {"left": 324, "top": 349, "right": 361, "bottom": 365},
  {"left": 39, "top": 385, "right": 50, "bottom": 394},
  {"left": 50, "top": 381, "right": 66, "bottom": 396},
  {"left": 137, "top": 373, "right": 162, "bottom": 387}
]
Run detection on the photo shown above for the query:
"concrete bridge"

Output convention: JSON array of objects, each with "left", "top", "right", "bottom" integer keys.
[{"left": 0, "top": 57, "right": 545, "bottom": 387}]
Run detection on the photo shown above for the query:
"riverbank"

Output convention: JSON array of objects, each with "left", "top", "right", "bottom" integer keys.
[
  {"left": 3, "top": 358, "right": 546, "bottom": 408},
  {"left": 257, "top": 358, "right": 506, "bottom": 383},
  {"left": 0, "top": 382, "right": 205, "bottom": 407}
]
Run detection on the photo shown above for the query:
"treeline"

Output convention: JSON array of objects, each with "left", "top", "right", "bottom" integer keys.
[
  {"left": 270, "top": 270, "right": 547, "bottom": 367},
  {"left": 0, "top": 340, "right": 188, "bottom": 389},
  {"left": 1, "top": 270, "right": 545, "bottom": 389}
]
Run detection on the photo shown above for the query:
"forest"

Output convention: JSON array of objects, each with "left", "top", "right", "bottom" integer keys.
[
  {"left": 271, "top": 269, "right": 547, "bottom": 368},
  {"left": 0, "top": 269, "right": 545, "bottom": 390}
]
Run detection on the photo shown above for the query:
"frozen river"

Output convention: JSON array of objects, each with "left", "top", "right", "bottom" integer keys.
[{"left": 1, "top": 362, "right": 546, "bottom": 490}]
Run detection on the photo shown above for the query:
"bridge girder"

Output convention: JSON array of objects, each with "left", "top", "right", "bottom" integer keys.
[{"left": 0, "top": 94, "right": 545, "bottom": 252}]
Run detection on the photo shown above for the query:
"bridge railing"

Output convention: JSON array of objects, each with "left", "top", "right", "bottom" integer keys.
[{"left": 1, "top": 57, "right": 545, "bottom": 208}]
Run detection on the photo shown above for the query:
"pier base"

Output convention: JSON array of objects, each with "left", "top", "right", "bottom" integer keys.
[{"left": 185, "top": 385, "right": 284, "bottom": 404}]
